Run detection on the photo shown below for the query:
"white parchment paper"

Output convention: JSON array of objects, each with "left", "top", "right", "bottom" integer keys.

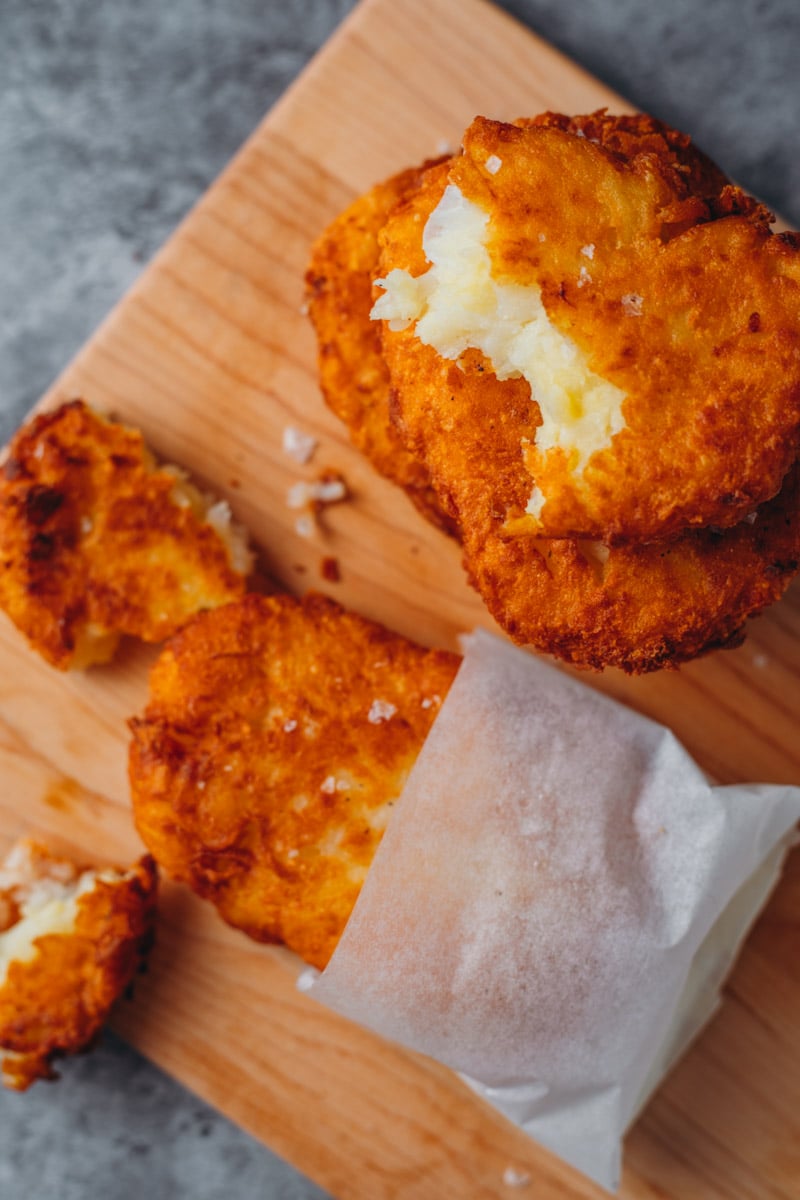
[{"left": 311, "top": 631, "right": 800, "bottom": 1190}]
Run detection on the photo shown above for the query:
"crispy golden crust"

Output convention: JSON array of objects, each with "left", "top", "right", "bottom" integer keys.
[
  {"left": 380, "top": 115, "right": 800, "bottom": 544},
  {"left": 305, "top": 161, "right": 457, "bottom": 536},
  {"left": 384, "top": 309, "right": 800, "bottom": 670},
  {"left": 129, "top": 593, "right": 460, "bottom": 969},
  {"left": 0, "top": 847, "right": 157, "bottom": 1090},
  {"left": 0, "top": 400, "right": 249, "bottom": 670}
]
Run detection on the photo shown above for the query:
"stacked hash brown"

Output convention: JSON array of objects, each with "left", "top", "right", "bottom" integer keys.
[{"left": 307, "top": 112, "right": 800, "bottom": 673}]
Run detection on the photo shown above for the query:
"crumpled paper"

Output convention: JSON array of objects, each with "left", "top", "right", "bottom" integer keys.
[{"left": 310, "top": 631, "right": 800, "bottom": 1191}]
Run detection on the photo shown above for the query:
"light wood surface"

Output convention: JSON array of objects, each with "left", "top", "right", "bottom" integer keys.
[{"left": 2, "top": 0, "right": 799, "bottom": 1196}]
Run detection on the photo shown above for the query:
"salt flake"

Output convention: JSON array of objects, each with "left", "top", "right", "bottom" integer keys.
[{"left": 368, "top": 699, "right": 397, "bottom": 724}]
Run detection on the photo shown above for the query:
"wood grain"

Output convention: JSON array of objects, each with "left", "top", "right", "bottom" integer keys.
[{"left": 1, "top": 0, "right": 799, "bottom": 1196}]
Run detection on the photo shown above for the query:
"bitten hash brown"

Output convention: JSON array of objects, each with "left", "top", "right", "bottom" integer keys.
[
  {"left": 378, "top": 114, "right": 800, "bottom": 544},
  {"left": 129, "top": 593, "right": 460, "bottom": 969},
  {"left": 0, "top": 400, "right": 252, "bottom": 669},
  {"left": 0, "top": 840, "right": 157, "bottom": 1090},
  {"left": 305, "top": 159, "right": 457, "bottom": 536}
]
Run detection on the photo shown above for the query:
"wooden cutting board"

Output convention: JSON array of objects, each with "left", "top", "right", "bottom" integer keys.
[{"left": 2, "top": 0, "right": 799, "bottom": 1196}]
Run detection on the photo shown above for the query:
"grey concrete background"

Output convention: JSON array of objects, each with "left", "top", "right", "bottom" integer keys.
[{"left": 0, "top": 0, "right": 797, "bottom": 1196}]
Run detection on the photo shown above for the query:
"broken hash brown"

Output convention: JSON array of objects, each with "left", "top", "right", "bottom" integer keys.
[
  {"left": 0, "top": 840, "right": 157, "bottom": 1090},
  {"left": 0, "top": 400, "right": 251, "bottom": 669}
]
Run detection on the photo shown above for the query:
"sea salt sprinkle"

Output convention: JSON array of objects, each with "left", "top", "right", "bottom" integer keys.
[
  {"left": 485, "top": 154, "right": 503, "bottom": 175},
  {"left": 577, "top": 265, "right": 592, "bottom": 288},
  {"left": 296, "top": 967, "right": 320, "bottom": 993},
  {"left": 320, "top": 775, "right": 337, "bottom": 795},
  {"left": 286, "top": 477, "right": 348, "bottom": 509},
  {"left": 621, "top": 292, "right": 644, "bottom": 316},
  {"left": 502, "top": 1166, "right": 531, "bottom": 1188},
  {"left": 287, "top": 471, "right": 348, "bottom": 539},
  {"left": 282, "top": 426, "right": 318, "bottom": 465},
  {"left": 580, "top": 243, "right": 595, "bottom": 259},
  {"left": 367, "top": 699, "right": 396, "bottom": 724}
]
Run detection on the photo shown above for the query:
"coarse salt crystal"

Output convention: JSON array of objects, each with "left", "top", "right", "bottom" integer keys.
[
  {"left": 286, "top": 848, "right": 299, "bottom": 860},
  {"left": 283, "top": 720, "right": 298, "bottom": 733},
  {"left": 485, "top": 154, "right": 502, "bottom": 175},
  {"left": 296, "top": 967, "right": 320, "bottom": 993},
  {"left": 287, "top": 481, "right": 312, "bottom": 510},
  {"left": 321, "top": 775, "right": 337, "bottom": 795},
  {"left": 580, "top": 244, "right": 595, "bottom": 259},
  {"left": 537, "top": 232, "right": 546, "bottom": 243},
  {"left": 295, "top": 514, "right": 315, "bottom": 539},
  {"left": 745, "top": 511, "right": 758, "bottom": 525},
  {"left": 316, "top": 478, "right": 347, "bottom": 504},
  {"left": 622, "top": 292, "right": 644, "bottom": 316},
  {"left": 577, "top": 265, "right": 592, "bottom": 288},
  {"left": 421, "top": 698, "right": 433, "bottom": 709},
  {"left": 283, "top": 426, "right": 318, "bottom": 465},
  {"left": 368, "top": 699, "right": 397, "bottom": 724},
  {"left": 502, "top": 1167, "right": 531, "bottom": 1188}
]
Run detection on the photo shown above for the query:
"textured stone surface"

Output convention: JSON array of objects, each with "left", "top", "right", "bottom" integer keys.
[{"left": 0, "top": 0, "right": 798, "bottom": 1196}]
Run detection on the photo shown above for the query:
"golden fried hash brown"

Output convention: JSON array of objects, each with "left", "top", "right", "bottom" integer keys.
[
  {"left": 0, "top": 841, "right": 157, "bottom": 1090},
  {"left": 129, "top": 593, "right": 459, "bottom": 969},
  {"left": 0, "top": 400, "right": 251, "bottom": 669},
  {"left": 378, "top": 114, "right": 800, "bottom": 544},
  {"left": 305, "top": 160, "right": 457, "bottom": 536}
]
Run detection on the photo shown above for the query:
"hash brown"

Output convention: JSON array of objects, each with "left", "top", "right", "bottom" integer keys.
[
  {"left": 378, "top": 115, "right": 800, "bottom": 544},
  {"left": 0, "top": 841, "right": 157, "bottom": 1090},
  {"left": 0, "top": 400, "right": 251, "bottom": 669},
  {"left": 382, "top": 282, "right": 800, "bottom": 671},
  {"left": 129, "top": 593, "right": 460, "bottom": 969}
]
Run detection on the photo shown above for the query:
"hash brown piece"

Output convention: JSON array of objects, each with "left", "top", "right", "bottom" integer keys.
[
  {"left": 305, "top": 160, "right": 457, "bottom": 536},
  {"left": 0, "top": 840, "right": 157, "bottom": 1090},
  {"left": 378, "top": 114, "right": 800, "bottom": 544},
  {"left": 0, "top": 400, "right": 252, "bottom": 669},
  {"left": 129, "top": 593, "right": 460, "bottom": 969}
]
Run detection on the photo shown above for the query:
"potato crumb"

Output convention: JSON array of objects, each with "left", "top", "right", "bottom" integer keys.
[
  {"left": 282, "top": 426, "right": 318, "bottom": 465},
  {"left": 368, "top": 699, "right": 397, "bottom": 724}
]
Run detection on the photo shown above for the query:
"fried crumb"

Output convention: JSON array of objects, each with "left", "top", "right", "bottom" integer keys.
[{"left": 320, "top": 555, "right": 341, "bottom": 582}]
